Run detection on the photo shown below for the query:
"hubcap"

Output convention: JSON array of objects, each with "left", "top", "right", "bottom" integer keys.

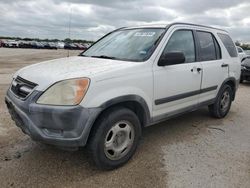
[
  {"left": 220, "top": 90, "right": 230, "bottom": 112},
  {"left": 104, "top": 121, "right": 135, "bottom": 160}
]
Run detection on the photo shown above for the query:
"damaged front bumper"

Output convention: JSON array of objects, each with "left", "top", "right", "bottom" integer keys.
[{"left": 5, "top": 89, "right": 101, "bottom": 147}]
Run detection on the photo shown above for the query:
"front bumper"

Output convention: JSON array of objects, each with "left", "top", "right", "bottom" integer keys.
[{"left": 5, "top": 89, "right": 101, "bottom": 147}]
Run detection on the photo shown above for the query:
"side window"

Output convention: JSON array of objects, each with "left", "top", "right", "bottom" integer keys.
[
  {"left": 218, "top": 33, "right": 238, "bottom": 57},
  {"left": 197, "top": 31, "right": 220, "bottom": 61},
  {"left": 162, "top": 30, "right": 195, "bottom": 63}
]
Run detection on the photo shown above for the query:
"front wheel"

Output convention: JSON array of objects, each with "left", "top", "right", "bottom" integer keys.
[
  {"left": 88, "top": 107, "right": 141, "bottom": 170},
  {"left": 208, "top": 84, "right": 233, "bottom": 118}
]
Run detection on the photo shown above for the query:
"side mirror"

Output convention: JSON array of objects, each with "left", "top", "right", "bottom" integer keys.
[{"left": 158, "top": 52, "right": 185, "bottom": 66}]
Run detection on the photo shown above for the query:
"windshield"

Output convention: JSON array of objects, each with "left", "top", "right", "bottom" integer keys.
[{"left": 82, "top": 28, "right": 165, "bottom": 61}]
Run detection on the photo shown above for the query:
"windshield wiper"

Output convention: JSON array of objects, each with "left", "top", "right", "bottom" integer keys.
[{"left": 91, "top": 55, "right": 117, "bottom": 59}]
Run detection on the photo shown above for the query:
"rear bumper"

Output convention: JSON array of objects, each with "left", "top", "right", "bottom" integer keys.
[{"left": 5, "top": 89, "right": 101, "bottom": 147}]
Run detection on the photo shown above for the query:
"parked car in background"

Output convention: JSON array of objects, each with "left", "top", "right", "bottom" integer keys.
[
  {"left": 43, "top": 42, "right": 51, "bottom": 49},
  {"left": 245, "top": 50, "right": 250, "bottom": 56},
  {"left": 74, "top": 43, "right": 87, "bottom": 50},
  {"left": 0, "top": 40, "right": 3, "bottom": 47},
  {"left": 49, "top": 42, "right": 58, "bottom": 49},
  {"left": 82, "top": 43, "right": 90, "bottom": 50},
  {"left": 56, "top": 42, "right": 65, "bottom": 49},
  {"left": 31, "top": 41, "right": 44, "bottom": 49},
  {"left": 5, "top": 23, "right": 241, "bottom": 170},
  {"left": 237, "top": 46, "right": 247, "bottom": 62},
  {"left": 43, "top": 42, "right": 57, "bottom": 49},
  {"left": 241, "top": 58, "right": 250, "bottom": 83},
  {"left": 5, "top": 40, "right": 19, "bottom": 48},
  {"left": 64, "top": 43, "right": 77, "bottom": 50},
  {"left": 0, "top": 39, "right": 91, "bottom": 51},
  {"left": 19, "top": 41, "right": 33, "bottom": 48},
  {"left": 64, "top": 43, "right": 89, "bottom": 50},
  {"left": 84, "top": 43, "right": 92, "bottom": 48}
]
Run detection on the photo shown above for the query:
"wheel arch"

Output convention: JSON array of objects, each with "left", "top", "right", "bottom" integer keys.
[
  {"left": 220, "top": 77, "right": 237, "bottom": 101},
  {"left": 85, "top": 95, "right": 151, "bottom": 145},
  {"left": 99, "top": 95, "right": 151, "bottom": 127}
]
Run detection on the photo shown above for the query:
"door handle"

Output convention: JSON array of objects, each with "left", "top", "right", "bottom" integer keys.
[
  {"left": 221, "top": 64, "right": 229, "bottom": 67},
  {"left": 197, "top": 68, "right": 202, "bottom": 72},
  {"left": 191, "top": 67, "right": 202, "bottom": 73}
]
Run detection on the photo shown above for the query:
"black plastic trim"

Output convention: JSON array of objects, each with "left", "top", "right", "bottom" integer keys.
[
  {"left": 200, "top": 86, "right": 218, "bottom": 93},
  {"left": 151, "top": 98, "right": 216, "bottom": 125},
  {"left": 155, "top": 86, "right": 218, "bottom": 105},
  {"left": 99, "top": 95, "right": 151, "bottom": 126},
  {"left": 218, "top": 77, "right": 237, "bottom": 101}
]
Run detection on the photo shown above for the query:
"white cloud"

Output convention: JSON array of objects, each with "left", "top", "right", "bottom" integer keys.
[{"left": 0, "top": 0, "right": 249, "bottom": 42}]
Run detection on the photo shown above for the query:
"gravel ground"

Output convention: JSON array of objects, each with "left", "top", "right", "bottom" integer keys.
[{"left": 0, "top": 48, "right": 249, "bottom": 188}]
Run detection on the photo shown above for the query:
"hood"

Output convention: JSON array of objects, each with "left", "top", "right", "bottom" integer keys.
[{"left": 15, "top": 56, "right": 137, "bottom": 91}]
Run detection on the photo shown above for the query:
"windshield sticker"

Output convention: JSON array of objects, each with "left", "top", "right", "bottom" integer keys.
[
  {"left": 134, "top": 32, "right": 156, "bottom": 37},
  {"left": 139, "top": 50, "right": 147, "bottom": 54}
]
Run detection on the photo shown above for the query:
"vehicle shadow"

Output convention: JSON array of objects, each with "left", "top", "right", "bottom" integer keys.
[{"left": 241, "top": 81, "right": 250, "bottom": 85}]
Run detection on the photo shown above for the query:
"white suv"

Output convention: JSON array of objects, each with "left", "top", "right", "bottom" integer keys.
[{"left": 5, "top": 23, "right": 241, "bottom": 169}]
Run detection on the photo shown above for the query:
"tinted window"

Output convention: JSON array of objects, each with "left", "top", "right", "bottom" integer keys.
[
  {"left": 218, "top": 33, "right": 238, "bottom": 57},
  {"left": 162, "top": 30, "right": 195, "bottom": 63},
  {"left": 197, "top": 31, "right": 219, "bottom": 61}
]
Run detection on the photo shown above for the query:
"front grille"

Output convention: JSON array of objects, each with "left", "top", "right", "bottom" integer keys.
[{"left": 11, "top": 76, "right": 37, "bottom": 99}]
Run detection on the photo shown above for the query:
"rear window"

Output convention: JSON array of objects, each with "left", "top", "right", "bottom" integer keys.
[{"left": 218, "top": 33, "right": 238, "bottom": 57}]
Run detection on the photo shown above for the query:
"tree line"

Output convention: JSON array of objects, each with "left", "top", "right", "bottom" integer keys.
[{"left": 235, "top": 41, "right": 250, "bottom": 50}]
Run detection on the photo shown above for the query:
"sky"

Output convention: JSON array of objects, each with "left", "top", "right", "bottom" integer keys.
[{"left": 0, "top": 0, "right": 250, "bottom": 42}]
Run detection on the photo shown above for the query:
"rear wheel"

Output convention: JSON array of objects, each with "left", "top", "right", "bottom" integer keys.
[
  {"left": 209, "top": 84, "right": 233, "bottom": 118},
  {"left": 88, "top": 107, "right": 141, "bottom": 170}
]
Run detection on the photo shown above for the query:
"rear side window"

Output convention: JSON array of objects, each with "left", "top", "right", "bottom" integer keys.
[
  {"left": 218, "top": 33, "right": 238, "bottom": 57},
  {"left": 162, "top": 30, "right": 195, "bottom": 63},
  {"left": 197, "top": 31, "right": 221, "bottom": 61}
]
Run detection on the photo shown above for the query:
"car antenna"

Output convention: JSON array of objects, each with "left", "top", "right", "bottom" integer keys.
[{"left": 67, "top": 5, "right": 72, "bottom": 57}]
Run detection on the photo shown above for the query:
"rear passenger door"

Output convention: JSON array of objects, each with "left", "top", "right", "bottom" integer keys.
[{"left": 195, "top": 31, "right": 228, "bottom": 104}]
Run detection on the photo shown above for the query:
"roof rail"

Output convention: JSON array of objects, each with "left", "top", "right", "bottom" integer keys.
[{"left": 167, "top": 22, "right": 227, "bottom": 32}]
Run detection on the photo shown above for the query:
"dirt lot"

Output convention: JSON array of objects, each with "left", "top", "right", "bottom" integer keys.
[{"left": 0, "top": 48, "right": 250, "bottom": 188}]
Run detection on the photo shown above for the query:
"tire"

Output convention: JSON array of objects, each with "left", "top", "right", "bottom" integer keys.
[
  {"left": 88, "top": 107, "right": 141, "bottom": 170},
  {"left": 208, "top": 84, "right": 233, "bottom": 118},
  {"left": 240, "top": 78, "right": 244, "bottom": 83}
]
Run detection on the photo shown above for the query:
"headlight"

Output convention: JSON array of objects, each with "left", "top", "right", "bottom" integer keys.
[{"left": 37, "top": 78, "right": 90, "bottom": 105}]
